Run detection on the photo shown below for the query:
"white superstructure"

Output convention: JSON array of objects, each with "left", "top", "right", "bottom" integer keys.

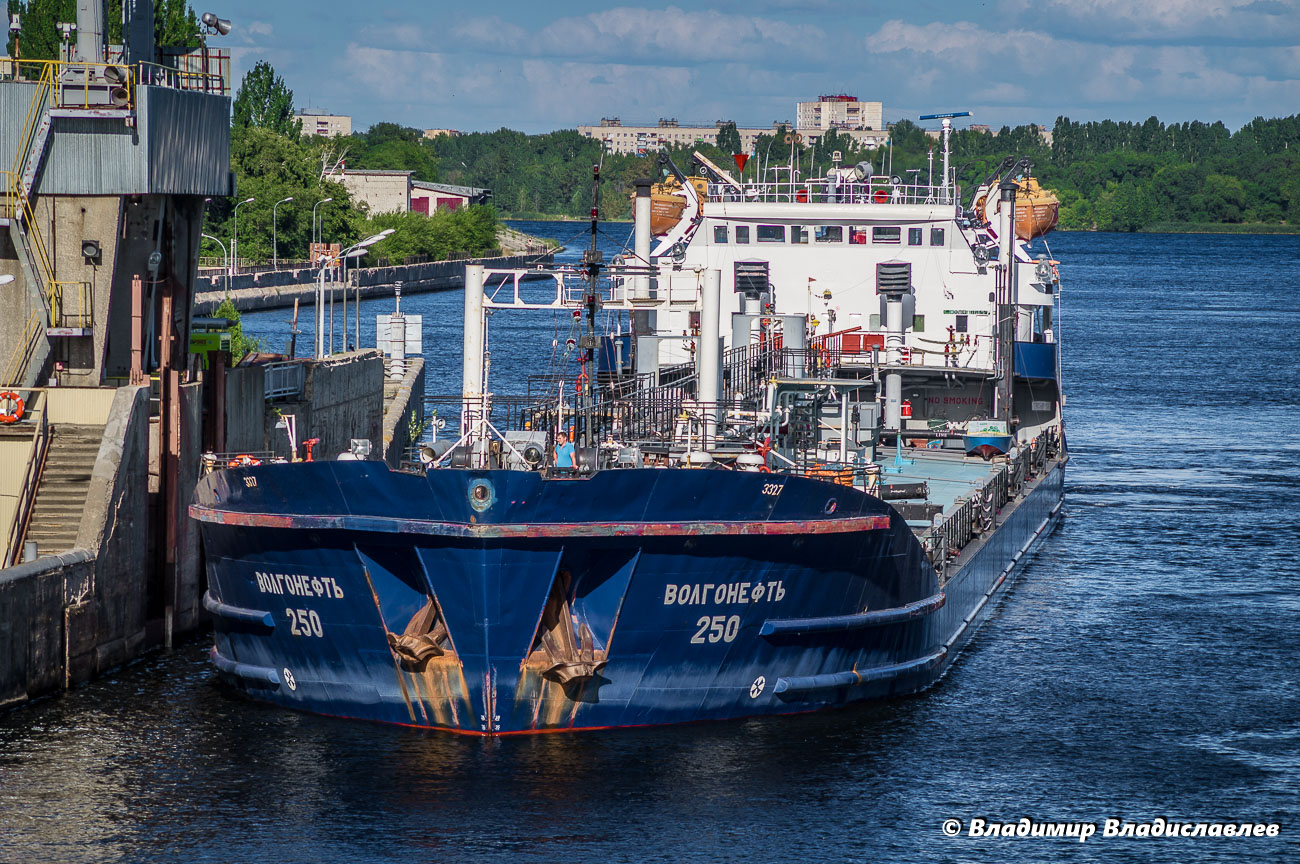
[{"left": 636, "top": 136, "right": 1059, "bottom": 433}]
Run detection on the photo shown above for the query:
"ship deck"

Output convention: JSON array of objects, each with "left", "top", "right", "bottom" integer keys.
[{"left": 874, "top": 445, "right": 1006, "bottom": 527}]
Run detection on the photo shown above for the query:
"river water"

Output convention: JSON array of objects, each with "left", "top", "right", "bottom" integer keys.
[{"left": 1, "top": 227, "right": 1296, "bottom": 862}]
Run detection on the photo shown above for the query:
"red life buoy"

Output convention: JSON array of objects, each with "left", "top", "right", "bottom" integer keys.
[
  {"left": 228, "top": 454, "right": 261, "bottom": 468},
  {"left": 796, "top": 188, "right": 809, "bottom": 203},
  {"left": 872, "top": 189, "right": 888, "bottom": 204},
  {"left": 0, "top": 391, "right": 24, "bottom": 424}
]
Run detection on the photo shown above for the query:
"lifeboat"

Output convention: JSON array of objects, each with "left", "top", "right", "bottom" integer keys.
[
  {"left": 647, "top": 176, "right": 708, "bottom": 235},
  {"left": 973, "top": 176, "right": 1060, "bottom": 241},
  {"left": 1011, "top": 177, "right": 1059, "bottom": 240}
]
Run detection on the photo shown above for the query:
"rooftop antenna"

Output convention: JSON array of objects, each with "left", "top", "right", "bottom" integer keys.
[{"left": 919, "top": 111, "right": 970, "bottom": 203}]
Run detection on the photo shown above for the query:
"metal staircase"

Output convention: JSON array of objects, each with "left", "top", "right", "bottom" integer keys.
[{"left": 1, "top": 63, "right": 93, "bottom": 389}]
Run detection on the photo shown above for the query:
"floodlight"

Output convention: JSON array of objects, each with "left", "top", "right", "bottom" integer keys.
[{"left": 200, "top": 13, "right": 232, "bottom": 36}]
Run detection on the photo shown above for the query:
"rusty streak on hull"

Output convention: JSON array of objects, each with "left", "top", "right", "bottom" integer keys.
[{"left": 189, "top": 505, "right": 891, "bottom": 539}]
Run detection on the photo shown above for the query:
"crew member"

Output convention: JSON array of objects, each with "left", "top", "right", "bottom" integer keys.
[{"left": 553, "top": 431, "right": 575, "bottom": 470}]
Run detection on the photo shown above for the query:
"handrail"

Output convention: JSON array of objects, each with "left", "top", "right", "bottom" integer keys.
[
  {"left": 10, "top": 62, "right": 53, "bottom": 180},
  {"left": 4, "top": 58, "right": 136, "bottom": 112},
  {"left": 5, "top": 57, "right": 228, "bottom": 100},
  {"left": 4, "top": 170, "right": 85, "bottom": 324},
  {"left": 3, "top": 392, "right": 50, "bottom": 567},
  {"left": 705, "top": 177, "right": 956, "bottom": 207},
  {"left": 0, "top": 310, "right": 42, "bottom": 388}
]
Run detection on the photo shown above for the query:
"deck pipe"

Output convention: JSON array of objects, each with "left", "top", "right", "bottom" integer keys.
[
  {"left": 75, "top": 0, "right": 107, "bottom": 64},
  {"left": 699, "top": 269, "right": 722, "bottom": 446},
  {"left": 462, "top": 264, "right": 486, "bottom": 464},
  {"left": 997, "top": 182, "right": 1016, "bottom": 421},
  {"left": 878, "top": 262, "right": 913, "bottom": 431},
  {"left": 633, "top": 179, "right": 658, "bottom": 382}
]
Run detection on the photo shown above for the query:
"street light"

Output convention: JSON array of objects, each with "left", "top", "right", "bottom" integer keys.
[
  {"left": 317, "top": 229, "right": 394, "bottom": 358},
  {"left": 202, "top": 233, "right": 229, "bottom": 298},
  {"left": 311, "top": 197, "right": 333, "bottom": 253},
  {"left": 272, "top": 196, "right": 293, "bottom": 270},
  {"left": 231, "top": 196, "right": 254, "bottom": 275}
]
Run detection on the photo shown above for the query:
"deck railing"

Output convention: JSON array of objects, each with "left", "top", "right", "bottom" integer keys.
[{"left": 705, "top": 177, "right": 956, "bottom": 207}]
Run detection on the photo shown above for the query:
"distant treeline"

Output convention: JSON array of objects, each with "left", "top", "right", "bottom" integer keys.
[{"left": 331, "top": 114, "right": 1299, "bottom": 232}]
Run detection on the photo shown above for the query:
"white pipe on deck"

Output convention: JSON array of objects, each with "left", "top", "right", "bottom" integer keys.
[
  {"left": 699, "top": 269, "right": 721, "bottom": 447},
  {"left": 462, "top": 264, "right": 486, "bottom": 463}
]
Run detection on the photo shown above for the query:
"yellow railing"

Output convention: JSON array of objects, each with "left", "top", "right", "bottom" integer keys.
[
  {"left": 0, "top": 310, "right": 42, "bottom": 388},
  {"left": 5, "top": 58, "right": 136, "bottom": 113},
  {"left": 2, "top": 170, "right": 89, "bottom": 328},
  {"left": 10, "top": 62, "right": 54, "bottom": 182}
]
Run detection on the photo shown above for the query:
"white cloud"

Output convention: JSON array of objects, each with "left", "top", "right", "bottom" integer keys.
[
  {"left": 451, "top": 5, "right": 831, "bottom": 64},
  {"left": 1002, "top": 0, "right": 1300, "bottom": 40}
]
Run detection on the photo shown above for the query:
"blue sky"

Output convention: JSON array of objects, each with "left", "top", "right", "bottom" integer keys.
[{"left": 211, "top": 0, "right": 1300, "bottom": 134}]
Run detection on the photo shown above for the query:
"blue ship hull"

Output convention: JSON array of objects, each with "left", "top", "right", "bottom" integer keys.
[{"left": 191, "top": 461, "right": 1063, "bottom": 734}]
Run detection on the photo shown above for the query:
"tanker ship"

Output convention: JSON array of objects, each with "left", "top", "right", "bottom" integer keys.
[{"left": 192, "top": 119, "right": 1066, "bottom": 734}]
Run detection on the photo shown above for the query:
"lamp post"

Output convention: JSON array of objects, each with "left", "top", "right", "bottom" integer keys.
[
  {"left": 317, "top": 228, "right": 393, "bottom": 358},
  {"left": 311, "top": 197, "right": 333, "bottom": 254},
  {"left": 231, "top": 196, "right": 254, "bottom": 275},
  {"left": 272, "top": 196, "right": 293, "bottom": 270},
  {"left": 202, "top": 233, "right": 229, "bottom": 298}
]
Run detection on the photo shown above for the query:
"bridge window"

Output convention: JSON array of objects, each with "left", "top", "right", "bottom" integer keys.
[
  {"left": 872, "top": 227, "right": 901, "bottom": 244},
  {"left": 849, "top": 227, "right": 868, "bottom": 245},
  {"left": 955, "top": 315, "right": 968, "bottom": 333},
  {"left": 815, "top": 226, "right": 843, "bottom": 243},
  {"left": 735, "top": 225, "right": 750, "bottom": 243},
  {"left": 757, "top": 225, "right": 785, "bottom": 243},
  {"left": 908, "top": 228, "right": 923, "bottom": 245},
  {"left": 930, "top": 227, "right": 946, "bottom": 246},
  {"left": 714, "top": 225, "right": 728, "bottom": 243},
  {"left": 791, "top": 225, "right": 809, "bottom": 244}
]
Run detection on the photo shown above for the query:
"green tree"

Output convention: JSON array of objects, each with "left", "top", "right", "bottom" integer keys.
[
  {"left": 8, "top": 0, "right": 198, "bottom": 58},
  {"left": 339, "top": 123, "right": 439, "bottom": 182},
  {"left": 153, "top": 0, "right": 199, "bottom": 48},
  {"left": 7, "top": 0, "right": 74, "bottom": 60},
  {"left": 214, "top": 298, "right": 260, "bottom": 362},
  {"left": 716, "top": 122, "right": 742, "bottom": 154},
  {"left": 232, "top": 60, "right": 298, "bottom": 137},
  {"left": 363, "top": 206, "right": 499, "bottom": 263},
  {"left": 203, "top": 124, "right": 359, "bottom": 264}
]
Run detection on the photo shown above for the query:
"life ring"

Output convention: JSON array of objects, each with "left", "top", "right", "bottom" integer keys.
[
  {"left": 0, "top": 391, "right": 23, "bottom": 424},
  {"left": 228, "top": 454, "right": 261, "bottom": 468},
  {"left": 872, "top": 189, "right": 888, "bottom": 204},
  {"left": 795, "top": 188, "right": 809, "bottom": 203}
]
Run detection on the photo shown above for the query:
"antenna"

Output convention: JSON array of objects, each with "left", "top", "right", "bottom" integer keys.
[{"left": 919, "top": 111, "right": 971, "bottom": 203}]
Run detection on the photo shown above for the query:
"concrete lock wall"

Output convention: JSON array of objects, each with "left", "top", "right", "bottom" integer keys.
[
  {"left": 224, "top": 363, "right": 266, "bottom": 455},
  {"left": 0, "top": 385, "right": 151, "bottom": 706},
  {"left": 221, "top": 352, "right": 384, "bottom": 461},
  {"left": 303, "top": 351, "right": 384, "bottom": 460},
  {"left": 382, "top": 358, "right": 426, "bottom": 468}
]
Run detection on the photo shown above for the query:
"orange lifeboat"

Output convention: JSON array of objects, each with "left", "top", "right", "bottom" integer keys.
[
  {"left": 974, "top": 176, "right": 1059, "bottom": 241},
  {"left": 1011, "top": 176, "right": 1059, "bottom": 240},
  {"left": 646, "top": 176, "right": 708, "bottom": 235}
]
